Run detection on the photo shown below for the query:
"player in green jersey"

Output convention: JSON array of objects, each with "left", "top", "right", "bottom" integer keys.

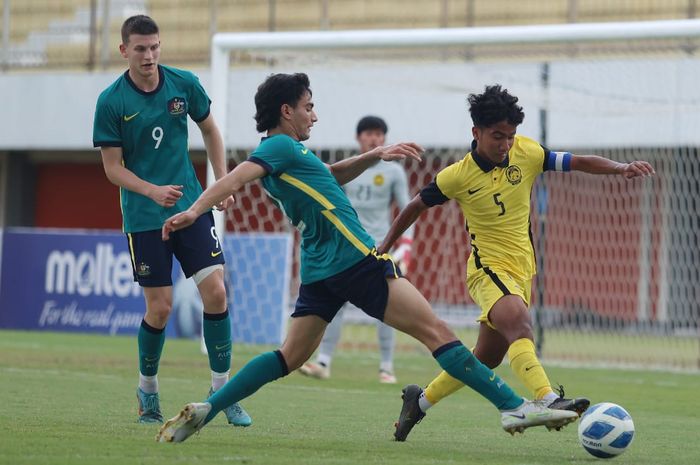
[
  {"left": 155, "top": 73, "right": 578, "bottom": 443},
  {"left": 92, "top": 15, "right": 250, "bottom": 426}
]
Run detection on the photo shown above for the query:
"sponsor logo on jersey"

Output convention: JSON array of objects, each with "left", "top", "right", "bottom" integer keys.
[
  {"left": 373, "top": 174, "right": 385, "bottom": 186},
  {"left": 167, "top": 97, "right": 186, "bottom": 116},
  {"left": 506, "top": 165, "right": 522, "bottom": 185}
]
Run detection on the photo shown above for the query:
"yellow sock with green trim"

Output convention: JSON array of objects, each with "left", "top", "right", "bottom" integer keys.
[
  {"left": 507, "top": 338, "right": 554, "bottom": 400},
  {"left": 424, "top": 370, "right": 464, "bottom": 405}
]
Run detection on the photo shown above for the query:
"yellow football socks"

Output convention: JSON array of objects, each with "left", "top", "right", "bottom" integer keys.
[
  {"left": 423, "top": 370, "right": 464, "bottom": 405},
  {"left": 507, "top": 337, "right": 553, "bottom": 400}
]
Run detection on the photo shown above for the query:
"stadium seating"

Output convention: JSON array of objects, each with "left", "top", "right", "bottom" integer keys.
[{"left": 3, "top": 0, "right": 696, "bottom": 68}]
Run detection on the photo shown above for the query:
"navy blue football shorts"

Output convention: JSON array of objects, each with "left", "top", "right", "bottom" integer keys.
[
  {"left": 292, "top": 250, "right": 402, "bottom": 323},
  {"left": 126, "top": 211, "right": 225, "bottom": 287}
]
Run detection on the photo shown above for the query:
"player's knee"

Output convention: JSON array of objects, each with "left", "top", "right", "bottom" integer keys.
[
  {"left": 202, "top": 282, "right": 227, "bottom": 310},
  {"left": 146, "top": 301, "right": 172, "bottom": 323}
]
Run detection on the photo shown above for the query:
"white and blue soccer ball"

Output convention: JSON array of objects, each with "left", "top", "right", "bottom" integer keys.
[{"left": 578, "top": 402, "right": 635, "bottom": 459}]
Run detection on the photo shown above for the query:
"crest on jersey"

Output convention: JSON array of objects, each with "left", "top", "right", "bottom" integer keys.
[
  {"left": 505, "top": 165, "right": 522, "bottom": 185},
  {"left": 373, "top": 174, "right": 385, "bottom": 186},
  {"left": 167, "top": 97, "right": 186, "bottom": 116}
]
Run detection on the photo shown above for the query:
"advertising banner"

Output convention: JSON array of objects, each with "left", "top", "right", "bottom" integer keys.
[{"left": 0, "top": 229, "right": 291, "bottom": 344}]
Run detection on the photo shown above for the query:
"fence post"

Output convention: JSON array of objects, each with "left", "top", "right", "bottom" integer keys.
[
  {"left": 2, "top": 0, "right": 9, "bottom": 71},
  {"left": 100, "top": 0, "right": 111, "bottom": 69}
]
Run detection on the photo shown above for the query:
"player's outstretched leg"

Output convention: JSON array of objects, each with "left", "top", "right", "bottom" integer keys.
[
  {"left": 547, "top": 385, "right": 590, "bottom": 416},
  {"left": 500, "top": 399, "right": 578, "bottom": 435},
  {"left": 299, "top": 308, "right": 344, "bottom": 380},
  {"left": 394, "top": 384, "right": 425, "bottom": 441},
  {"left": 383, "top": 278, "right": 577, "bottom": 439},
  {"left": 157, "top": 403, "right": 211, "bottom": 443},
  {"left": 158, "top": 315, "right": 326, "bottom": 443}
]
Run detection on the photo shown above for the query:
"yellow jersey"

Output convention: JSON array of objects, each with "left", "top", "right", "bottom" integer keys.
[{"left": 420, "top": 135, "right": 569, "bottom": 281}]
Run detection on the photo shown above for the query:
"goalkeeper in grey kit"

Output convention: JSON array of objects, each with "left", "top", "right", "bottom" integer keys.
[{"left": 299, "top": 115, "right": 414, "bottom": 383}]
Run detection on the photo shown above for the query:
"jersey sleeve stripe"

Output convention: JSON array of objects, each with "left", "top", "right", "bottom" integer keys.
[
  {"left": 192, "top": 106, "right": 211, "bottom": 123},
  {"left": 93, "top": 141, "right": 122, "bottom": 148},
  {"left": 248, "top": 156, "right": 274, "bottom": 174},
  {"left": 419, "top": 180, "right": 450, "bottom": 206}
]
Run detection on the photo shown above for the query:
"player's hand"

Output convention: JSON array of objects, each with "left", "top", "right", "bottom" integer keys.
[
  {"left": 162, "top": 209, "right": 198, "bottom": 240},
  {"left": 150, "top": 184, "right": 184, "bottom": 207},
  {"left": 215, "top": 195, "right": 235, "bottom": 211},
  {"left": 619, "top": 161, "right": 655, "bottom": 179},
  {"left": 372, "top": 142, "right": 424, "bottom": 163}
]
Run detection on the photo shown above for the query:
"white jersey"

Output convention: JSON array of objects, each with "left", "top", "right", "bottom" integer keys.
[{"left": 343, "top": 161, "right": 414, "bottom": 244}]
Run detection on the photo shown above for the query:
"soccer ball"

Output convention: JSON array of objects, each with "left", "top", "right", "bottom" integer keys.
[{"left": 578, "top": 402, "right": 635, "bottom": 459}]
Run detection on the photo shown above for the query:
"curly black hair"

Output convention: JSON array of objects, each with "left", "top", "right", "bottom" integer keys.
[
  {"left": 468, "top": 84, "right": 524, "bottom": 127},
  {"left": 254, "top": 73, "right": 312, "bottom": 133}
]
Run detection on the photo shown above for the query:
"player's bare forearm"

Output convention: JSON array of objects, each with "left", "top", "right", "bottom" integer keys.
[
  {"left": 100, "top": 148, "right": 154, "bottom": 197},
  {"left": 377, "top": 195, "right": 428, "bottom": 255},
  {"left": 570, "top": 155, "right": 655, "bottom": 178},
  {"left": 198, "top": 115, "right": 227, "bottom": 180},
  {"left": 330, "top": 151, "right": 382, "bottom": 185},
  {"left": 330, "top": 142, "right": 423, "bottom": 185},
  {"left": 189, "top": 161, "right": 266, "bottom": 216}
]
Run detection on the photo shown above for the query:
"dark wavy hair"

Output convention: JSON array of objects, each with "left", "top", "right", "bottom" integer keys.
[
  {"left": 468, "top": 84, "right": 524, "bottom": 127},
  {"left": 254, "top": 73, "right": 312, "bottom": 133},
  {"left": 121, "top": 15, "right": 159, "bottom": 44}
]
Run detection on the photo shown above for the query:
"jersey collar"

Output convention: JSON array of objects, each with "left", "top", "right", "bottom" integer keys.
[
  {"left": 470, "top": 140, "right": 509, "bottom": 172},
  {"left": 124, "top": 65, "right": 165, "bottom": 96}
]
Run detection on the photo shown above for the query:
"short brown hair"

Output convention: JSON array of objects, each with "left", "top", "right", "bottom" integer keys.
[{"left": 121, "top": 15, "right": 159, "bottom": 44}]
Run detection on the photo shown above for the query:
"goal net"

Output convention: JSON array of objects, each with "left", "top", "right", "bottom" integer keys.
[{"left": 213, "top": 20, "right": 700, "bottom": 371}]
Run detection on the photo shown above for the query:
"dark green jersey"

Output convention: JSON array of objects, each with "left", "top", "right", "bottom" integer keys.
[
  {"left": 93, "top": 65, "right": 210, "bottom": 232},
  {"left": 248, "top": 135, "right": 375, "bottom": 284}
]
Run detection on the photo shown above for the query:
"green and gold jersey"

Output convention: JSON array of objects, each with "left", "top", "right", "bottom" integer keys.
[
  {"left": 93, "top": 65, "right": 211, "bottom": 232},
  {"left": 420, "top": 134, "right": 570, "bottom": 280},
  {"left": 248, "top": 134, "right": 375, "bottom": 284}
]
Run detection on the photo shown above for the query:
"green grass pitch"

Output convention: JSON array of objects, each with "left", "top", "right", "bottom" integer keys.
[{"left": 1, "top": 329, "right": 699, "bottom": 465}]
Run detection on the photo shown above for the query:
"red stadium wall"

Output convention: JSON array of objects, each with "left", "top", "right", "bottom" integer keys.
[{"left": 33, "top": 161, "right": 208, "bottom": 229}]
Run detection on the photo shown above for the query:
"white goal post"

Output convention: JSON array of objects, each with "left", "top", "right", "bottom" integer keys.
[
  {"left": 208, "top": 20, "right": 700, "bottom": 371},
  {"left": 210, "top": 18, "right": 700, "bottom": 168}
]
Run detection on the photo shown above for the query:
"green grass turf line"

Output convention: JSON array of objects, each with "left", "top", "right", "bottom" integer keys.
[{"left": 0, "top": 330, "right": 699, "bottom": 465}]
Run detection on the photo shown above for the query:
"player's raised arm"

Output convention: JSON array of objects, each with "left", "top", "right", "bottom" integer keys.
[
  {"left": 569, "top": 154, "right": 655, "bottom": 179},
  {"left": 329, "top": 142, "right": 424, "bottom": 185},
  {"left": 377, "top": 194, "right": 429, "bottom": 255},
  {"left": 162, "top": 160, "right": 266, "bottom": 239}
]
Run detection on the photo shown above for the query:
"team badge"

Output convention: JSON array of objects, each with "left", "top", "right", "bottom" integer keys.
[
  {"left": 136, "top": 262, "right": 151, "bottom": 277},
  {"left": 167, "top": 97, "right": 186, "bottom": 116},
  {"left": 373, "top": 174, "right": 385, "bottom": 186},
  {"left": 505, "top": 165, "right": 522, "bottom": 185}
]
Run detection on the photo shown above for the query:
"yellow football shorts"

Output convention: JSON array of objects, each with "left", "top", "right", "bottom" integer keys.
[{"left": 466, "top": 267, "right": 532, "bottom": 329}]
